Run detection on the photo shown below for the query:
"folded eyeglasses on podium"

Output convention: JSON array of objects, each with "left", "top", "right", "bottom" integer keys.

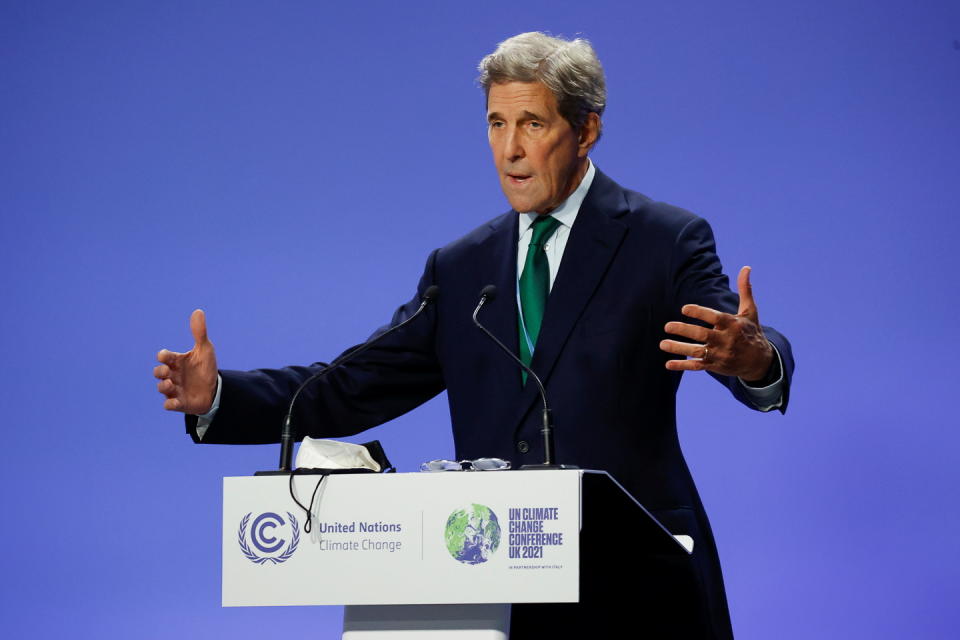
[{"left": 419, "top": 458, "right": 512, "bottom": 472}]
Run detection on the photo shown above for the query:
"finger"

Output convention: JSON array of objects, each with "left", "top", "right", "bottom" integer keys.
[
  {"left": 163, "top": 397, "right": 182, "bottom": 411},
  {"left": 190, "top": 309, "right": 209, "bottom": 346},
  {"left": 737, "top": 266, "right": 756, "bottom": 316},
  {"left": 663, "top": 321, "right": 711, "bottom": 343},
  {"left": 681, "top": 304, "right": 729, "bottom": 327},
  {"left": 157, "top": 379, "right": 176, "bottom": 395},
  {"left": 660, "top": 340, "right": 707, "bottom": 358},
  {"left": 155, "top": 363, "right": 182, "bottom": 387},
  {"left": 664, "top": 358, "right": 707, "bottom": 372},
  {"left": 156, "top": 349, "right": 183, "bottom": 365}
]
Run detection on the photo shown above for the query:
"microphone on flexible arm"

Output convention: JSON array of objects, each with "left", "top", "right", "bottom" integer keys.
[
  {"left": 472, "top": 285, "right": 577, "bottom": 470},
  {"left": 256, "top": 285, "right": 440, "bottom": 476}
]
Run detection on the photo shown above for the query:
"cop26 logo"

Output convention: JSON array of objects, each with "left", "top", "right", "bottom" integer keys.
[{"left": 238, "top": 512, "right": 300, "bottom": 565}]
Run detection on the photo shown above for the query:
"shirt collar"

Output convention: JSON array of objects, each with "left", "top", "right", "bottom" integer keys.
[{"left": 518, "top": 159, "right": 596, "bottom": 236}]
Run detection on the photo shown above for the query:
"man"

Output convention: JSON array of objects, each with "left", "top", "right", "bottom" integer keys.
[{"left": 156, "top": 32, "right": 793, "bottom": 638}]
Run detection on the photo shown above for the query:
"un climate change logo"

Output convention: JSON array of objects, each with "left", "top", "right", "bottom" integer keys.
[
  {"left": 445, "top": 504, "right": 501, "bottom": 565},
  {"left": 238, "top": 512, "right": 300, "bottom": 565}
]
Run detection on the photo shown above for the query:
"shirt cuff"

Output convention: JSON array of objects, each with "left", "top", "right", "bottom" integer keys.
[
  {"left": 737, "top": 346, "right": 784, "bottom": 412},
  {"left": 194, "top": 374, "right": 222, "bottom": 441}
]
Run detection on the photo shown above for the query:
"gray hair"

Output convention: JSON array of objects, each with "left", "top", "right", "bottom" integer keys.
[{"left": 478, "top": 32, "right": 606, "bottom": 139}]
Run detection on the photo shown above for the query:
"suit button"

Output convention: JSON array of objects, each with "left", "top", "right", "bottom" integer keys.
[{"left": 516, "top": 440, "right": 530, "bottom": 454}]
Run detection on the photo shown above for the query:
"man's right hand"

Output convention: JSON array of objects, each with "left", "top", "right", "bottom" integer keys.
[{"left": 155, "top": 309, "right": 218, "bottom": 414}]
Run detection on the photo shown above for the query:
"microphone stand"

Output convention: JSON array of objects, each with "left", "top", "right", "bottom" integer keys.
[{"left": 472, "top": 285, "right": 577, "bottom": 470}]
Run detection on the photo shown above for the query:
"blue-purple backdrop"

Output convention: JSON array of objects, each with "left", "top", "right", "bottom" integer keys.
[{"left": 2, "top": 1, "right": 959, "bottom": 638}]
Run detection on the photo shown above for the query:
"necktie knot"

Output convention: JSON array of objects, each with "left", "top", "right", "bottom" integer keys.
[{"left": 529, "top": 215, "right": 561, "bottom": 248}]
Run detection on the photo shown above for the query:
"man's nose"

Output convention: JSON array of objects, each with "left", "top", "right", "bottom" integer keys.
[{"left": 504, "top": 126, "right": 524, "bottom": 162}]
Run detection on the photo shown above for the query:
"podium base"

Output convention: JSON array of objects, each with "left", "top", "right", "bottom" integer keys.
[{"left": 343, "top": 604, "right": 511, "bottom": 639}]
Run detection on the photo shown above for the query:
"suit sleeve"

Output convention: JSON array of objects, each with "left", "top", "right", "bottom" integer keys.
[
  {"left": 186, "top": 250, "right": 446, "bottom": 444},
  {"left": 669, "top": 216, "right": 795, "bottom": 413}
]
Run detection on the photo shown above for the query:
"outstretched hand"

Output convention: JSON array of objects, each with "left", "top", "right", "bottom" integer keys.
[
  {"left": 154, "top": 309, "right": 219, "bottom": 414},
  {"left": 660, "top": 266, "right": 773, "bottom": 383}
]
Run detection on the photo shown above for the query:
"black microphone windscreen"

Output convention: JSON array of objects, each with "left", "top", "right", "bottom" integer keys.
[
  {"left": 422, "top": 285, "right": 439, "bottom": 302},
  {"left": 480, "top": 284, "right": 498, "bottom": 300}
]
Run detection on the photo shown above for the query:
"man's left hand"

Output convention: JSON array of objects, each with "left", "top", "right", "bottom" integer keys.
[{"left": 660, "top": 266, "right": 774, "bottom": 383}]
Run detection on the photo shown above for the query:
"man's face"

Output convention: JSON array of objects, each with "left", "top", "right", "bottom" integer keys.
[{"left": 487, "top": 81, "right": 589, "bottom": 215}]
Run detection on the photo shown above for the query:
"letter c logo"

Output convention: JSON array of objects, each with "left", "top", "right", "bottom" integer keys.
[{"left": 252, "top": 512, "right": 286, "bottom": 553}]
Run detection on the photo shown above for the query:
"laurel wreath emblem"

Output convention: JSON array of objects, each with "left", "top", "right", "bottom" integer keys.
[{"left": 238, "top": 511, "right": 300, "bottom": 565}]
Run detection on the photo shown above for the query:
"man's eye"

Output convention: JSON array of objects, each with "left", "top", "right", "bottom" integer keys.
[
  {"left": 529, "top": 121, "right": 543, "bottom": 129},
  {"left": 490, "top": 121, "right": 504, "bottom": 128}
]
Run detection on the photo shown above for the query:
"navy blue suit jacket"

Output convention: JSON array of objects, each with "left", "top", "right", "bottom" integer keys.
[{"left": 191, "top": 168, "right": 794, "bottom": 638}]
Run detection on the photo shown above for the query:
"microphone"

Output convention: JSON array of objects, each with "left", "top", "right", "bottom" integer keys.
[
  {"left": 257, "top": 285, "right": 440, "bottom": 475},
  {"left": 472, "top": 285, "right": 576, "bottom": 469}
]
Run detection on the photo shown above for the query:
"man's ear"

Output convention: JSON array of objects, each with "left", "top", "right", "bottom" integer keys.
[{"left": 578, "top": 112, "right": 601, "bottom": 156}]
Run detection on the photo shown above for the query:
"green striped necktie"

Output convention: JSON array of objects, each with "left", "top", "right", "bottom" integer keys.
[{"left": 518, "top": 214, "right": 561, "bottom": 384}]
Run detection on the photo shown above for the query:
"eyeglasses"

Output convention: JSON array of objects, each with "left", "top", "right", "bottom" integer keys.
[{"left": 419, "top": 458, "right": 512, "bottom": 472}]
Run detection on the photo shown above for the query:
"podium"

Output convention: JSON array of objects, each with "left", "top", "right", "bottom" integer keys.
[{"left": 223, "top": 470, "right": 691, "bottom": 638}]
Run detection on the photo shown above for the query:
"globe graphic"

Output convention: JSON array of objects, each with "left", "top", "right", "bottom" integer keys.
[{"left": 444, "top": 504, "right": 502, "bottom": 564}]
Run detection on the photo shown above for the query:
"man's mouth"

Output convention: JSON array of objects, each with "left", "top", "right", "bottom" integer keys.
[{"left": 507, "top": 173, "right": 532, "bottom": 185}]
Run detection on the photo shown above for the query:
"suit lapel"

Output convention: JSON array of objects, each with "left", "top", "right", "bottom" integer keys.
[{"left": 508, "top": 169, "right": 630, "bottom": 434}]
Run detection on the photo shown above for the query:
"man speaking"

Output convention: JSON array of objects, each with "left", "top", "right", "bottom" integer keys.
[{"left": 155, "top": 32, "right": 794, "bottom": 639}]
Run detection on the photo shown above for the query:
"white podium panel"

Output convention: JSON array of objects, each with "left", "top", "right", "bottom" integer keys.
[{"left": 222, "top": 471, "right": 581, "bottom": 607}]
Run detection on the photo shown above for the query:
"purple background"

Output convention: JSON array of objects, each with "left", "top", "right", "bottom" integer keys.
[{"left": 2, "top": 1, "right": 959, "bottom": 637}]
